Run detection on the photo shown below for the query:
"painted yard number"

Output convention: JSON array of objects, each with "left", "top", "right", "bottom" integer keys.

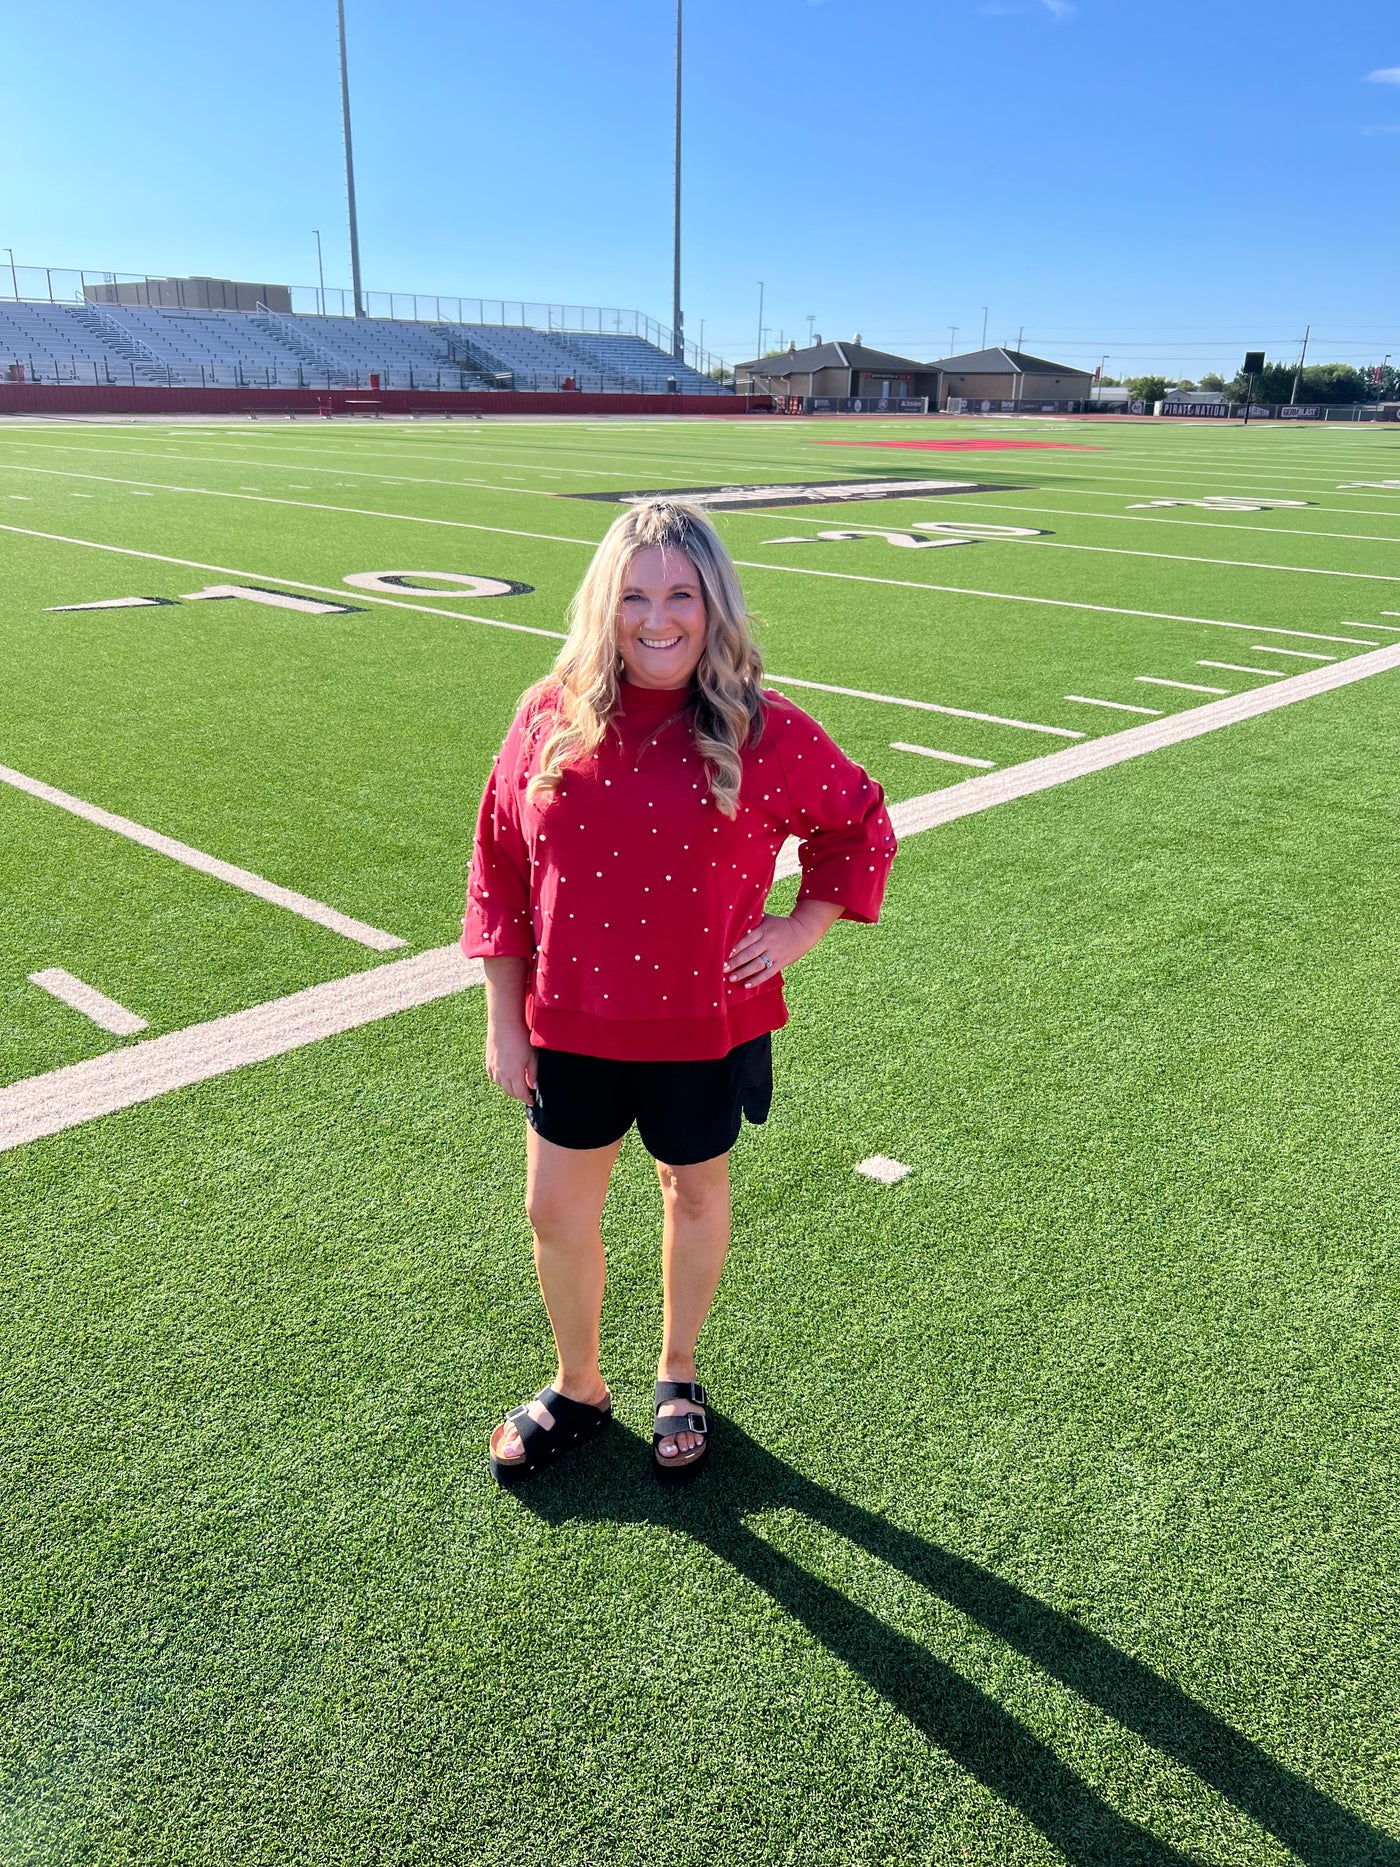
[{"left": 47, "top": 570, "right": 534, "bottom": 615}]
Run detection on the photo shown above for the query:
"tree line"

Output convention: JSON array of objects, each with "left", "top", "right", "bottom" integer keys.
[{"left": 1102, "top": 363, "right": 1397, "bottom": 405}]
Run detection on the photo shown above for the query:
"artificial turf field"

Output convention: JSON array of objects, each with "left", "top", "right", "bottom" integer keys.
[{"left": 0, "top": 409, "right": 1397, "bottom": 1865}]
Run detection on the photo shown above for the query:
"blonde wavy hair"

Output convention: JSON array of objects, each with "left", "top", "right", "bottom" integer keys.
[{"left": 525, "top": 498, "right": 765, "bottom": 817}]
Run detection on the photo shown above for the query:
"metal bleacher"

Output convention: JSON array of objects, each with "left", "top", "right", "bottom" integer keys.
[{"left": 1, "top": 299, "right": 728, "bottom": 395}]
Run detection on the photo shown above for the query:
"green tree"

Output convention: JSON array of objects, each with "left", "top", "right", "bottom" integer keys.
[
  {"left": 1199, "top": 372, "right": 1227, "bottom": 393},
  {"left": 1124, "top": 375, "right": 1169, "bottom": 404},
  {"left": 1172, "top": 378, "right": 1198, "bottom": 392},
  {"left": 1225, "top": 360, "right": 1368, "bottom": 405}
]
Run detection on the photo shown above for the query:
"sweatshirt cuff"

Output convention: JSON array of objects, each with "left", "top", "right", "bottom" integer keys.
[{"left": 461, "top": 905, "right": 534, "bottom": 960}]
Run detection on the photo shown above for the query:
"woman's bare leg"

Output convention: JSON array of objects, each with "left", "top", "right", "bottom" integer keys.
[
  {"left": 491, "top": 1127, "right": 621, "bottom": 1465},
  {"left": 654, "top": 1152, "right": 731, "bottom": 1462}
]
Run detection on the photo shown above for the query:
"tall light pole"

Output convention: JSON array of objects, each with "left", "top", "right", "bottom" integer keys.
[
  {"left": 3, "top": 247, "right": 17, "bottom": 300},
  {"left": 336, "top": 0, "right": 364, "bottom": 318},
  {"left": 756, "top": 281, "right": 764, "bottom": 360},
  {"left": 948, "top": 324, "right": 958, "bottom": 355},
  {"left": 313, "top": 229, "right": 325, "bottom": 316},
  {"left": 980, "top": 305, "right": 988, "bottom": 349},
  {"left": 1289, "top": 323, "right": 1310, "bottom": 405},
  {"left": 671, "top": 0, "right": 683, "bottom": 358}
]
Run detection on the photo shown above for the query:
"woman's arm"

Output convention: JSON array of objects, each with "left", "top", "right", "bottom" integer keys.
[
  {"left": 725, "top": 898, "right": 843, "bottom": 987},
  {"left": 483, "top": 956, "right": 537, "bottom": 1103}
]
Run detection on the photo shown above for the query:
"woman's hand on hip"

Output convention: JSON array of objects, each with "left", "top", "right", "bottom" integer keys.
[
  {"left": 725, "top": 901, "right": 843, "bottom": 987},
  {"left": 486, "top": 1022, "right": 538, "bottom": 1103}
]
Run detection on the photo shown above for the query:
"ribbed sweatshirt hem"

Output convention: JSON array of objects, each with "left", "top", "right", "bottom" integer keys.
[{"left": 529, "top": 990, "right": 787, "bottom": 1062}]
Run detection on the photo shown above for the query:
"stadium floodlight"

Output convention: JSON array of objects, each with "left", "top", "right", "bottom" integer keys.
[
  {"left": 313, "top": 230, "right": 325, "bottom": 317},
  {"left": 981, "top": 306, "right": 988, "bottom": 348},
  {"left": 756, "top": 282, "right": 764, "bottom": 362},
  {"left": 337, "top": 0, "right": 365, "bottom": 319}
]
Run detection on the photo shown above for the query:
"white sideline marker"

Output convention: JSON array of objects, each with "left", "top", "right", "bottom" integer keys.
[
  {"left": 891, "top": 742, "right": 997, "bottom": 769},
  {"left": 856, "top": 1156, "right": 912, "bottom": 1185},
  {"left": 1249, "top": 647, "right": 1335, "bottom": 661},
  {"left": 1136, "top": 677, "right": 1229, "bottom": 694},
  {"left": 0, "top": 762, "right": 404, "bottom": 952},
  {"left": 28, "top": 969, "right": 147, "bottom": 1037},
  {"left": 1198, "top": 661, "right": 1285, "bottom": 677},
  {"left": 1067, "top": 690, "right": 1164, "bottom": 709}
]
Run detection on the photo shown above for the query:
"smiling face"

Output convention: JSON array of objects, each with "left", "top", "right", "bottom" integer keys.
[{"left": 615, "top": 544, "right": 707, "bottom": 689}]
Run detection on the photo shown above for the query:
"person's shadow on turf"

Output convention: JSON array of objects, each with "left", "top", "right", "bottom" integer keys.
[{"left": 509, "top": 1417, "right": 1396, "bottom": 1867}]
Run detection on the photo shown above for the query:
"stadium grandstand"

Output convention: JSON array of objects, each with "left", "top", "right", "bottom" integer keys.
[{"left": 0, "top": 268, "right": 727, "bottom": 394}]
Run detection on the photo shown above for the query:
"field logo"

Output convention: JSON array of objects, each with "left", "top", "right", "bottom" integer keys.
[
  {"left": 570, "top": 478, "right": 1023, "bottom": 510},
  {"left": 1128, "top": 496, "right": 1312, "bottom": 512},
  {"left": 1338, "top": 480, "right": 1400, "bottom": 490},
  {"left": 762, "top": 521, "right": 1046, "bottom": 551}
]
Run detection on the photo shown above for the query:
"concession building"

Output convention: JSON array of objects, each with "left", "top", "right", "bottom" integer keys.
[
  {"left": 929, "top": 346, "right": 1093, "bottom": 407},
  {"left": 735, "top": 339, "right": 943, "bottom": 402}
]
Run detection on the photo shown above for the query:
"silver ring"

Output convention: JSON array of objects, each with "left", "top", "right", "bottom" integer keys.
[{"left": 763, "top": 954, "right": 773, "bottom": 970}]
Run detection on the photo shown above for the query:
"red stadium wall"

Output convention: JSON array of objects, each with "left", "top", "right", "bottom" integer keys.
[{"left": 0, "top": 384, "right": 775, "bottom": 418}]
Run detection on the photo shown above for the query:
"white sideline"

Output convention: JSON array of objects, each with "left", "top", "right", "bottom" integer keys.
[
  {"left": 0, "top": 761, "right": 405, "bottom": 952},
  {"left": 28, "top": 969, "right": 148, "bottom": 1036},
  {"left": 0, "top": 948, "right": 481, "bottom": 1153},
  {"left": 6, "top": 641, "right": 1400, "bottom": 1157}
]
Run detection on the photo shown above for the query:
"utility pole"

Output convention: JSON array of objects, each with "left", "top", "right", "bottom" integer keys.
[
  {"left": 755, "top": 281, "right": 764, "bottom": 360},
  {"left": 948, "top": 324, "right": 958, "bottom": 355},
  {"left": 1289, "top": 323, "right": 1310, "bottom": 404},
  {"left": 671, "top": 0, "right": 683, "bottom": 358},
  {"left": 806, "top": 313, "right": 815, "bottom": 346},
  {"left": 980, "top": 306, "right": 988, "bottom": 349},
  {"left": 1015, "top": 325, "right": 1024, "bottom": 352},
  {"left": 336, "top": 0, "right": 364, "bottom": 317},
  {"left": 313, "top": 229, "right": 325, "bottom": 316}
]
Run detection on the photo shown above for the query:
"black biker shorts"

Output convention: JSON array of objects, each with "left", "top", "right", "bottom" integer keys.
[{"left": 527, "top": 1034, "right": 773, "bottom": 1165}]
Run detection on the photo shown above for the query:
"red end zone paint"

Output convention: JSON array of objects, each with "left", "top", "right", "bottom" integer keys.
[{"left": 817, "top": 438, "right": 1099, "bottom": 452}]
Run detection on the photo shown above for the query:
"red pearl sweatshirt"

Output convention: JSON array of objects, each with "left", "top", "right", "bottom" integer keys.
[{"left": 462, "top": 679, "right": 896, "bottom": 1061}]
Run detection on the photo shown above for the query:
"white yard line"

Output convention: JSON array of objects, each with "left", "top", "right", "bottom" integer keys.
[
  {"left": 765, "top": 674, "right": 1083, "bottom": 737},
  {"left": 0, "top": 524, "right": 568, "bottom": 641},
  {"left": 0, "top": 462, "right": 601, "bottom": 547},
  {"left": 1198, "top": 661, "right": 1284, "bottom": 677},
  {"left": 7, "top": 641, "right": 1400, "bottom": 1156},
  {"left": 1137, "top": 677, "right": 1229, "bottom": 694},
  {"left": 0, "top": 760, "right": 404, "bottom": 951},
  {"left": 1063, "top": 695, "right": 1163, "bottom": 715},
  {"left": 28, "top": 969, "right": 148, "bottom": 1036},
  {"left": 728, "top": 559, "right": 1377, "bottom": 644},
  {"left": 890, "top": 742, "right": 997, "bottom": 768},
  {"left": 0, "top": 948, "right": 481, "bottom": 1152}
]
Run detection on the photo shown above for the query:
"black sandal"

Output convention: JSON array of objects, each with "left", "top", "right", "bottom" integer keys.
[
  {"left": 653, "top": 1379, "right": 710, "bottom": 1480},
  {"left": 489, "top": 1386, "right": 612, "bottom": 1486}
]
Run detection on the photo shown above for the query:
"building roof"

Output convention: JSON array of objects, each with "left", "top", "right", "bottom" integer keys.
[
  {"left": 925, "top": 346, "right": 1089, "bottom": 376},
  {"left": 736, "top": 340, "right": 936, "bottom": 378}
]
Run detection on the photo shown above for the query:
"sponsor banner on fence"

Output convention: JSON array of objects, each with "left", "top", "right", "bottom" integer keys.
[
  {"left": 953, "top": 398, "right": 1090, "bottom": 415},
  {"left": 568, "top": 477, "right": 1019, "bottom": 510},
  {"left": 801, "top": 396, "right": 928, "bottom": 415}
]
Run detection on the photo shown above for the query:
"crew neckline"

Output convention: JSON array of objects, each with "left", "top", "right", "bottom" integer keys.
[{"left": 618, "top": 679, "right": 695, "bottom": 713}]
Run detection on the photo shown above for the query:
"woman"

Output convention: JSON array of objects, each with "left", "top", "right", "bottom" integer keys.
[{"left": 465, "top": 498, "right": 895, "bottom": 1482}]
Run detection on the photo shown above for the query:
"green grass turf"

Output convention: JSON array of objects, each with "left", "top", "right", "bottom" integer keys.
[{"left": 0, "top": 412, "right": 1398, "bottom": 1863}]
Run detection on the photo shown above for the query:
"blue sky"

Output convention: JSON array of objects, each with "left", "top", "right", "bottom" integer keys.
[{"left": 3, "top": 0, "right": 1396, "bottom": 376}]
